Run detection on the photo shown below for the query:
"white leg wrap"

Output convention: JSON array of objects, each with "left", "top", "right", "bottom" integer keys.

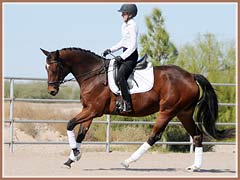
[
  {"left": 76, "top": 142, "right": 81, "bottom": 150},
  {"left": 194, "top": 147, "right": 203, "bottom": 168},
  {"left": 121, "top": 142, "right": 151, "bottom": 168},
  {"left": 69, "top": 150, "right": 76, "bottom": 161},
  {"left": 186, "top": 147, "right": 203, "bottom": 172},
  {"left": 67, "top": 130, "right": 77, "bottom": 149}
]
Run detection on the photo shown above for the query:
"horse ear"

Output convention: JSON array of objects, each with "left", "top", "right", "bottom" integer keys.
[
  {"left": 40, "top": 48, "right": 50, "bottom": 56},
  {"left": 55, "top": 50, "right": 59, "bottom": 57}
]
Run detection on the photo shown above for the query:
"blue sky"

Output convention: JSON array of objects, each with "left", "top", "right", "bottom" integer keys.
[{"left": 3, "top": 3, "right": 237, "bottom": 78}]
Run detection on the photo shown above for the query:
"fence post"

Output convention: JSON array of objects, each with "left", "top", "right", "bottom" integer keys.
[
  {"left": 106, "top": 115, "right": 111, "bottom": 153},
  {"left": 189, "top": 135, "right": 194, "bottom": 153},
  {"left": 9, "top": 79, "right": 14, "bottom": 153}
]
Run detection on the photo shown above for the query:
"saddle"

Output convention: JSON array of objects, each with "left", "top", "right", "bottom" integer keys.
[
  {"left": 113, "top": 54, "right": 148, "bottom": 89},
  {"left": 108, "top": 55, "right": 154, "bottom": 95},
  {"left": 135, "top": 54, "right": 149, "bottom": 70}
]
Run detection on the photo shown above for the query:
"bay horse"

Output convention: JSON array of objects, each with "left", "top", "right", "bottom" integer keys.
[{"left": 41, "top": 47, "right": 234, "bottom": 171}]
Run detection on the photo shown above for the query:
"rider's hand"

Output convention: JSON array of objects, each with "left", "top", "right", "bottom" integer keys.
[
  {"left": 103, "top": 49, "right": 111, "bottom": 57},
  {"left": 115, "top": 56, "right": 123, "bottom": 63}
]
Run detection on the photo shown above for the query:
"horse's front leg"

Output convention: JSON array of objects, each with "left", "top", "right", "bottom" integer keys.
[{"left": 63, "top": 108, "right": 94, "bottom": 169}]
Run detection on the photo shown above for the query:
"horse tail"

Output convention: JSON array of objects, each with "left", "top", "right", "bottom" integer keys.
[{"left": 194, "top": 74, "right": 235, "bottom": 140}]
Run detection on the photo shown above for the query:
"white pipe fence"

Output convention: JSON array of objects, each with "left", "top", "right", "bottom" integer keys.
[{"left": 4, "top": 77, "right": 236, "bottom": 153}]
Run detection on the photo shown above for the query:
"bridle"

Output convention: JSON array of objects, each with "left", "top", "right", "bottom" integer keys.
[{"left": 47, "top": 58, "right": 65, "bottom": 87}]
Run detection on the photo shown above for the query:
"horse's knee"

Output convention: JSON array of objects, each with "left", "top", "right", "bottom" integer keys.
[
  {"left": 67, "top": 119, "right": 77, "bottom": 131},
  {"left": 76, "top": 125, "right": 89, "bottom": 143},
  {"left": 193, "top": 134, "right": 202, "bottom": 147},
  {"left": 147, "top": 132, "right": 163, "bottom": 146}
]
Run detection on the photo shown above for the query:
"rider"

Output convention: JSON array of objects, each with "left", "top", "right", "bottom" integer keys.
[{"left": 103, "top": 4, "right": 139, "bottom": 113}]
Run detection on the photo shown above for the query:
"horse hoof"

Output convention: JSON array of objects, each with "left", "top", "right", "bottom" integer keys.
[
  {"left": 62, "top": 158, "right": 74, "bottom": 169},
  {"left": 75, "top": 152, "right": 82, "bottom": 161},
  {"left": 186, "top": 165, "right": 201, "bottom": 172},
  {"left": 62, "top": 163, "right": 71, "bottom": 169},
  {"left": 72, "top": 149, "right": 82, "bottom": 161},
  {"left": 121, "top": 161, "right": 129, "bottom": 169}
]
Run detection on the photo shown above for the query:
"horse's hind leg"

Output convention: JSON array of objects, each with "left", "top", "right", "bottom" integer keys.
[
  {"left": 121, "top": 112, "right": 172, "bottom": 168},
  {"left": 177, "top": 108, "right": 203, "bottom": 171}
]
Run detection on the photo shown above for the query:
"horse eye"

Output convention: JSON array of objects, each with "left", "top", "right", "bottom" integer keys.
[{"left": 45, "top": 64, "right": 50, "bottom": 70}]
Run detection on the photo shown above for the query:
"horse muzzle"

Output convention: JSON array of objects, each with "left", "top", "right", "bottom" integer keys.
[{"left": 48, "top": 86, "right": 59, "bottom": 96}]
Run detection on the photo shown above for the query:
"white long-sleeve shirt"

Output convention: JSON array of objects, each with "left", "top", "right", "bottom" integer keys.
[{"left": 110, "top": 19, "right": 138, "bottom": 60}]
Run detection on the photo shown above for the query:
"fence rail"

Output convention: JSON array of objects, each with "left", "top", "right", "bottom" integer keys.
[{"left": 4, "top": 77, "right": 237, "bottom": 153}]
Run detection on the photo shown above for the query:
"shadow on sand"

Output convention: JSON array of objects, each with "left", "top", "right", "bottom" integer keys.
[{"left": 83, "top": 168, "right": 236, "bottom": 174}]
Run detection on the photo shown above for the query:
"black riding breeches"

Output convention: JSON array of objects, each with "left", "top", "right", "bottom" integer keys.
[{"left": 116, "top": 49, "right": 138, "bottom": 102}]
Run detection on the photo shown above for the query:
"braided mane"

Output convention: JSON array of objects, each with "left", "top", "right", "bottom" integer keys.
[{"left": 60, "top": 47, "right": 105, "bottom": 60}]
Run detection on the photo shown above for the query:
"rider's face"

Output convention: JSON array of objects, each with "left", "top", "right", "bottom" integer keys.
[{"left": 122, "top": 12, "right": 129, "bottom": 22}]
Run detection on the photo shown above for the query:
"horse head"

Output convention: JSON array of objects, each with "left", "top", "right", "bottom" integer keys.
[
  {"left": 41, "top": 47, "right": 107, "bottom": 96},
  {"left": 41, "top": 48, "right": 69, "bottom": 96}
]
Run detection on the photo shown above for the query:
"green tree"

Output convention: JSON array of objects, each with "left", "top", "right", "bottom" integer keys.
[
  {"left": 140, "top": 8, "right": 178, "bottom": 66},
  {"left": 176, "top": 33, "right": 235, "bottom": 80}
]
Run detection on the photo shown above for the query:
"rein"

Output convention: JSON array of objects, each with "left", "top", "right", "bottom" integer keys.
[
  {"left": 72, "top": 62, "right": 107, "bottom": 84},
  {"left": 48, "top": 57, "right": 108, "bottom": 86}
]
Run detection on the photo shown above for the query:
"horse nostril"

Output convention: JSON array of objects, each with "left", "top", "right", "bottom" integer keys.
[
  {"left": 49, "top": 90, "right": 57, "bottom": 96},
  {"left": 48, "top": 85, "right": 59, "bottom": 96},
  {"left": 51, "top": 91, "right": 56, "bottom": 96}
]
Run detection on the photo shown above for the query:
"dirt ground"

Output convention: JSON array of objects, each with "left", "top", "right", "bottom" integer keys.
[
  {"left": 3, "top": 144, "right": 237, "bottom": 178},
  {"left": 3, "top": 122, "right": 237, "bottom": 178}
]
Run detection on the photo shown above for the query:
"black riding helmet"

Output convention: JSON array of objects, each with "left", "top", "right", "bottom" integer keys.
[{"left": 118, "top": 4, "right": 138, "bottom": 18}]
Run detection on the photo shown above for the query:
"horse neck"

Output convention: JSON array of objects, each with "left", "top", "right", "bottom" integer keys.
[{"left": 60, "top": 49, "right": 104, "bottom": 84}]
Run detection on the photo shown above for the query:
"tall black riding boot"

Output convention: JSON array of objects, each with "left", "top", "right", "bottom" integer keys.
[{"left": 118, "top": 79, "right": 132, "bottom": 113}]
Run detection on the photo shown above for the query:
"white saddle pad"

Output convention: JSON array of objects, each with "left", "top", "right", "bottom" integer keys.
[{"left": 108, "top": 59, "right": 154, "bottom": 95}]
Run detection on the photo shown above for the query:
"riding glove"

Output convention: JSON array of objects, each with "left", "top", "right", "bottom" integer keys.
[{"left": 103, "top": 49, "right": 111, "bottom": 57}]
